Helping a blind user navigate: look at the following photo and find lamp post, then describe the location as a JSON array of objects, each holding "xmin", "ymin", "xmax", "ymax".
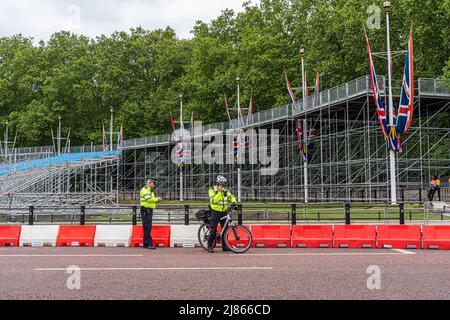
[
  {"xmin": 180, "ymin": 93, "xmax": 184, "ymax": 202},
  {"xmin": 384, "ymin": 1, "xmax": 397, "ymax": 204},
  {"xmin": 236, "ymin": 75, "xmax": 242, "ymax": 203},
  {"xmin": 300, "ymin": 45, "xmax": 309, "ymax": 204}
]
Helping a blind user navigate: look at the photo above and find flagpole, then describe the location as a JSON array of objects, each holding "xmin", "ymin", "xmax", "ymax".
[
  {"xmin": 58, "ymin": 115, "xmax": 62, "ymax": 156},
  {"xmin": 110, "ymin": 107, "xmax": 114, "ymax": 152},
  {"xmin": 384, "ymin": 1, "xmax": 397, "ymax": 204},
  {"xmin": 4, "ymin": 120, "xmax": 8, "ymax": 162},
  {"xmin": 236, "ymin": 75, "xmax": 242, "ymax": 203},
  {"xmin": 180, "ymin": 93, "xmax": 184, "ymax": 202},
  {"xmin": 301, "ymin": 45, "xmax": 309, "ymax": 204}
]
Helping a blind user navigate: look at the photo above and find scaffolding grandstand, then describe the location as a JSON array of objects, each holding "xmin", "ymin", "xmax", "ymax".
[
  {"xmin": 1, "ymin": 75, "xmax": 449, "ymax": 208},
  {"xmin": 120, "ymin": 76, "xmax": 450, "ymax": 203}
]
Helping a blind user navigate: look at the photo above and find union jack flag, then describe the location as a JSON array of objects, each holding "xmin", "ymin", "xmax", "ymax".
[
  {"xmin": 285, "ymin": 72, "xmax": 298, "ymax": 114},
  {"xmin": 396, "ymin": 31, "xmax": 414, "ymax": 135},
  {"xmin": 314, "ymin": 72, "xmax": 320, "ymax": 108},
  {"xmin": 190, "ymin": 112, "xmax": 195, "ymax": 137},
  {"xmin": 224, "ymin": 94, "xmax": 234, "ymax": 129},
  {"xmin": 170, "ymin": 112, "xmax": 177, "ymax": 135},
  {"xmin": 295, "ymin": 119, "xmax": 307, "ymax": 161},
  {"xmin": 176, "ymin": 142, "xmax": 184, "ymax": 158},
  {"xmin": 246, "ymin": 96, "xmax": 253, "ymax": 126},
  {"xmin": 102, "ymin": 122, "xmax": 108, "ymax": 152},
  {"xmin": 117, "ymin": 125, "xmax": 124, "ymax": 150},
  {"xmin": 365, "ymin": 31, "xmax": 389, "ymax": 139}
]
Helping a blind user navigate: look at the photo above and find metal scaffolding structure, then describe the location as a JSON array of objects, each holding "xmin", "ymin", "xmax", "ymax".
[
  {"xmin": 0, "ymin": 150, "xmax": 121, "ymax": 208},
  {"xmin": 120, "ymin": 76, "xmax": 450, "ymax": 203},
  {"xmin": 0, "ymin": 75, "xmax": 448, "ymax": 208}
]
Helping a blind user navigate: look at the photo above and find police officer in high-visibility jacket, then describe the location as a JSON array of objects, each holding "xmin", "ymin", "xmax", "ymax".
[
  {"xmin": 140, "ymin": 177, "xmax": 162, "ymax": 249},
  {"xmin": 207, "ymin": 176, "xmax": 238, "ymax": 253},
  {"xmin": 436, "ymin": 177, "xmax": 442, "ymax": 201}
]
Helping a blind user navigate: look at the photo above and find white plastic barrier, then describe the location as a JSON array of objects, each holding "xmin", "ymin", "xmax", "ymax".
[
  {"xmin": 20, "ymin": 225, "xmax": 60, "ymax": 247},
  {"xmin": 170, "ymin": 225, "xmax": 201, "ymax": 248},
  {"xmin": 94, "ymin": 225, "xmax": 132, "ymax": 247}
]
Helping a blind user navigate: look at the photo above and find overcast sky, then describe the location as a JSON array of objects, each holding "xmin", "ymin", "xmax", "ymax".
[{"xmin": 0, "ymin": 0, "xmax": 253, "ymax": 43}]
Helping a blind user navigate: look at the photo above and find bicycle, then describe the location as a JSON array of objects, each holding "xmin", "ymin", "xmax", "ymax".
[{"xmin": 196, "ymin": 206, "xmax": 253, "ymax": 254}]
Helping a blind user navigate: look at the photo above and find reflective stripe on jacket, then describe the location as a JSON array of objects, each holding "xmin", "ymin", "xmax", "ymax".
[
  {"xmin": 209, "ymin": 186, "xmax": 237, "ymax": 213},
  {"xmin": 140, "ymin": 186, "xmax": 159, "ymax": 209}
]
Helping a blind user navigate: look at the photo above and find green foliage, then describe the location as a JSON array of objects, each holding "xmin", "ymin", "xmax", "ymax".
[{"xmin": 0, "ymin": 0, "xmax": 449, "ymax": 147}]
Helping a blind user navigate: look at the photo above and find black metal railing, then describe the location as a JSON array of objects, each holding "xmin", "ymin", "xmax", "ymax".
[{"xmin": 0, "ymin": 202, "xmax": 448, "ymax": 226}]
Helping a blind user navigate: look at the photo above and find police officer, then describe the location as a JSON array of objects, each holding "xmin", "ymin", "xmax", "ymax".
[
  {"xmin": 429, "ymin": 176, "xmax": 438, "ymax": 202},
  {"xmin": 140, "ymin": 177, "xmax": 162, "ymax": 250},
  {"xmin": 436, "ymin": 176, "xmax": 442, "ymax": 201},
  {"xmin": 207, "ymin": 176, "xmax": 238, "ymax": 253}
]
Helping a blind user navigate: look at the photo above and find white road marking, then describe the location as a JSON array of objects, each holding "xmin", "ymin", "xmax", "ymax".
[
  {"xmin": 230, "ymin": 251, "xmax": 415, "ymax": 257},
  {"xmin": 35, "ymin": 266, "xmax": 273, "ymax": 271},
  {"xmin": 392, "ymin": 249, "xmax": 416, "ymax": 255},
  {"xmin": 0, "ymin": 254, "xmax": 144, "ymax": 257}
]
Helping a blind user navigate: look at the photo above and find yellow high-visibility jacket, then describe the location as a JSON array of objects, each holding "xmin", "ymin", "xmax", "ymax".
[
  {"xmin": 209, "ymin": 186, "xmax": 237, "ymax": 213},
  {"xmin": 140, "ymin": 186, "xmax": 159, "ymax": 209},
  {"xmin": 431, "ymin": 180, "xmax": 437, "ymax": 188}
]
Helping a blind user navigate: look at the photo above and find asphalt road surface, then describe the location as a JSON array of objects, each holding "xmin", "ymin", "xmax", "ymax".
[{"xmin": 0, "ymin": 247, "xmax": 449, "ymax": 300}]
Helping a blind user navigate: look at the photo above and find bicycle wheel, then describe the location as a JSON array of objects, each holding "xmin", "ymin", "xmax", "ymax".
[
  {"xmin": 223, "ymin": 225, "xmax": 252, "ymax": 254},
  {"xmin": 198, "ymin": 223, "xmax": 211, "ymax": 251}
]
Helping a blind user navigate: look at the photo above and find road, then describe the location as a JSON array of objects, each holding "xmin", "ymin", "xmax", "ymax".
[{"xmin": 0, "ymin": 247, "xmax": 449, "ymax": 300}]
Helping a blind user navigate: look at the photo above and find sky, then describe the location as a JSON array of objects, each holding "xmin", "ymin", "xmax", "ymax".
[{"xmin": 0, "ymin": 0, "xmax": 253, "ymax": 43}]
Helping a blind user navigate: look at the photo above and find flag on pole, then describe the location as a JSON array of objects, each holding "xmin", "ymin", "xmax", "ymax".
[
  {"xmin": 365, "ymin": 31, "xmax": 389, "ymax": 139},
  {"xmin": 304, "ymin": 72, "xmax": 309, "ymax": 110},
  {"xmin": 314, "ymin": 72, "xmax": 320, "ymax": 108},
  {"xmin": 295, "ymin": 119, "xmax": 307, "ymax": 161},
  {"xmin": 102, "ymin": 122, "xmax": 107, "ymax": 152},
  {"xmin": 190, "ymin": 111, "xmax": 195, "ymax": 137},
  {"xmin": 176, "ymin": 141, "xmax": 184, "ymax": 159},
  {"xmin": 170, "ymin": 112, "xmax": 177, "ymax": 137},
  {"xmin": 224, "ymin": 94, "xmax": 234, "ymax": 129},
  {"xmin": 117, "ymin": 125, "xmax": 124, "ymax": 149},
  {"xmin": 296, "ymin": 119, "xmax": 302, "ymax": 153},
  {"xmin": 246, "ymin": 96, "xmax": 253, "ymax": 126},
  {"xmin": 396, "ymin": 31, "xmax": 414, "ymax": 135},
  {"xmin": 244, "ymin": 97, "xmax": 253, "ymax": 148},
  {"xmin": 233, "ymin": 136, "xmax": 239, "ymax": 165},
  {"xmin": 170, "ymin": 111, "xmax": 184, "ymax": 161},
  {"xmin": 237, "ymin": 94, "xmax": 245, "ymax": 128},
  {"xmin": 285, "ymin": 72, "xmax": 297, "ymax": 114}
]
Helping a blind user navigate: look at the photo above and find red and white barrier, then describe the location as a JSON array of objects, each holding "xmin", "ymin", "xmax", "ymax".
[
  {"xmin": 3, "ymin": 223, "xmax": 450, "ymax": 250},
  {"xmin": 170, "ymin": 225, "xmax": 200, "ymax": 248},
  {"xmin": 130, "ymin": 226, "xmax": 171, "ymax": 247},
  {"xmin": 19, "ymin": 225, "xmax": 60, "ymax": 247},
  {"xmin": 94, "ymin": 225, "xmax": 133, "ymax": 247},
  {"xmin": 0, "ymin": 226, "xmax": 21, "ymax": 247},
  {"xmin": 57, "ymin": 226, "xmax": 97, "ymax": 247},
  {"xmin": 251, "ymin": 225, "xmax": 291, "ymax": 248}
]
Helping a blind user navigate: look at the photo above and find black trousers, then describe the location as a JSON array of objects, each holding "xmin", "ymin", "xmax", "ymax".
[
  {"xmin": 428, "ymin": 188, "xmax": 437, "ymax": 202},
  {"xmin": 207, "ymin": 210, "xmax": 229, "ymax": 250},
  {"xmin": 141, "ymin": 207, "xmax": 153, "ymax": 247}
]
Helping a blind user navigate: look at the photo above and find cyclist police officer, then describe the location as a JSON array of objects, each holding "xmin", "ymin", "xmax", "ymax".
[
  {"xmin": 207, "ymin": 176, "xmax": 238, "ymax": 253},
  {"xmin": 140, "ymin": 177, "xmax": 162, "ymax": 249}
]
